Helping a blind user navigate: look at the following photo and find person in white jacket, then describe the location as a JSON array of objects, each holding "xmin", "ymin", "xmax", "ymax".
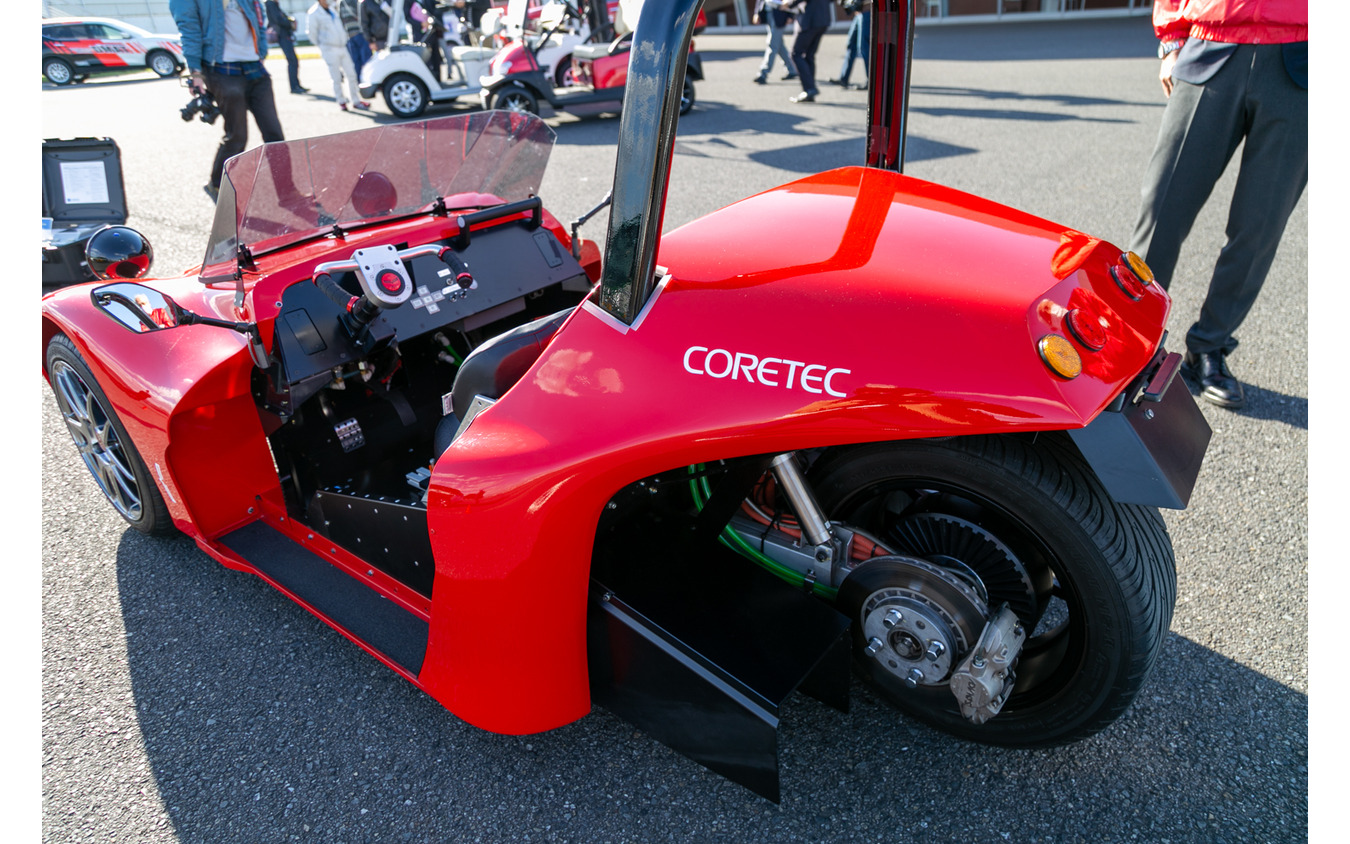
[{"xmin": 308, "ymin": 0, "xmax": 369, "ymax": 110}]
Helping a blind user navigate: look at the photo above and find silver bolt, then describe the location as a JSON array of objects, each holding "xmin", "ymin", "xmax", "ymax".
[
  {"xmin": 925, "ymin": 640, "xmax": 946, "ymax": 661},
  {"xmin": 903, "ymin": 668, "xmax": 925, "ymax": 689},
  {"xmin": 972, "ymin": 655, "xmax": 986, "ymax": 669},
  {"xmin": 882, "ymin": 608, "xmax": 903, "ymax": 629},
  {"xmin": 865, "ymin": 637, "xmax": 885, "ymax": 656}
]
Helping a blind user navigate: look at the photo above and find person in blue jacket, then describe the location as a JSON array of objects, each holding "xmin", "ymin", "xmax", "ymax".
[{"xmin": 169, "ymin": 0, "xmax": 286, "ymax": 202}]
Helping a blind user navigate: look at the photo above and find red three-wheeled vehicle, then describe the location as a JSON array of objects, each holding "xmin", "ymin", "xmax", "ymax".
[{"xmin": 41, "ymin": 0, "xmax": 1209, "ymax": 801}]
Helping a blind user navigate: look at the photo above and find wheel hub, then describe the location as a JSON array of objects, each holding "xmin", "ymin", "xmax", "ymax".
[
  {"xmin": 51, "ymin": 360, "xmax": 143, "ymax": 521},
  {"xmin": 858, "ymin": 557, "xmax": 987, "ymax": 688}
]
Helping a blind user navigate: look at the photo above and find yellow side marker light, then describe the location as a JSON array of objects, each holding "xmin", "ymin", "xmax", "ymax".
[
  {"xmin": 1124, "ymin": 251, "xmax": 1155, "ymax": 285},
  {"xmin": 1038, "ymin": 334, "xmax": 1082, "ymax": 379}
]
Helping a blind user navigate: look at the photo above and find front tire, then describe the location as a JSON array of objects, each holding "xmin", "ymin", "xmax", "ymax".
[
  {"xmin": 679, "ymin": 78, "xmax": 696, "ymax": 115},
  {"xmin": 44, "ymin": 57, "xmax": 74, "ymax": 86},
  {"xmin": 383, "ymin": 72, "xmax": 429, "ymax": 118},
  {"xmin": 492, "ymin": 84, "xmax": 538, "ymax": 115},
  {"xmin": 811, "ymin": 434, "xmax": 1175, "ymax": 747},
  {"xmin": 147, "ymin": 50, "xmax": 180, "ymax": 78},
  {"xmin": 46, "ymin": 334, "xmax": 173, "ymax": 535}
]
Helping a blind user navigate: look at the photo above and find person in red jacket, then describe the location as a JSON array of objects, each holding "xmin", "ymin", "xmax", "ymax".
[{"xmin": 1128, "ymin": 0, "xmax": 1307, "ymax": 409}]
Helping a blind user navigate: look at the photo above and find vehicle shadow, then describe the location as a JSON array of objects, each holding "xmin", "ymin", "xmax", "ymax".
[
  {"xmin": 912, "ymin": 84, "xmax": 1158, "ymax": 112},
  {"xmin": 108, "ymin": 530, "xmax": 1307, "ymax": 842},
  {"xmin": 912, "ymin": 15, "xmax": 1158, "ymax": 62},
  {"xmin": 697, "ymin": 47, "xmax": 763, "ymax": 64},
  {"xmin": 42, "ymin": 73, "xmax": 180, "ymax": 90},
  {"xmin": 745, "ymin": 134, "xmax": 974, "ymax": 173}
]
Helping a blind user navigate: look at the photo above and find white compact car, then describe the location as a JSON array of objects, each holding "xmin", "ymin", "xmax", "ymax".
[{"xmin": 42, "ymin": 17, "xmax": 184, "ymax": 86}]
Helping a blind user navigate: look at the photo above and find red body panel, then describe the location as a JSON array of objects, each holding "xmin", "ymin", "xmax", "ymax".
[
  {"xmin": 579, "ymin": 50, "xmax": 628, "ymax": 90},
  {"xmin": 419, "ymin": 166, "xmax": 1169, "ymax": 733}
]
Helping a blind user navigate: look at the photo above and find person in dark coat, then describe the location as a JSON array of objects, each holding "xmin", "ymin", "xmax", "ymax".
[
  {"xmin": 360, "ymin": 0, "xmax": 391, "ymax": 50},
  {"xmin": 787, "ymin": 0, "xmax": 831, "ymax": 103},
  {"xmin": 1128, "ymin": 0, "xmax": 1307, "ymax": 409},
  {"xmin": 264, "ymin": 0, "xmax": 306, "ymax": 93}
]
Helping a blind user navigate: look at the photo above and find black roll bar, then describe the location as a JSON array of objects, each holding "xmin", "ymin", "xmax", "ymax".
[
  {"xmin": 866, "ymin": 0, "xmax": 916, "ymax": 172},
  {"xmin": 595, "ymin": 0, "xmax": 704, "ymax": 326}
]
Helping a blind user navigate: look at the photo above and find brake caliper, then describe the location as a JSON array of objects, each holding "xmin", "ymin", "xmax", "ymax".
[{"xmin": 948, "ymin": 605, "xmax": 1026, "ymax": 724}]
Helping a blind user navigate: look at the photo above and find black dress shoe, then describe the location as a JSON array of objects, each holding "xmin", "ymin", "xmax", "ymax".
[
  {"xmin": 1184, "ymin": 350, "xmax": 1246, "ymax": 408},
  {"xmin": 782, "ymin": 73, "xmax": 798, "ymax": 81},
  {"xmin": 752, "ymin": 74, "xmax": 767, "ymax": 84},
  {"xmin": 828, "ymin": 78, "xmax": 848, "ymax": 86}
]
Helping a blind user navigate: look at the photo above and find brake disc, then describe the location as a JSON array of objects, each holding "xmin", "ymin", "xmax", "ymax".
[{"xmin": 857, "ymin": 556, "xmax": 989, "ymax": 689}]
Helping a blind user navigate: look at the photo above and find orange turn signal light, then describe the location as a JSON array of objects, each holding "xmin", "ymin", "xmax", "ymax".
[
  {"xmin": 1124, "ymin": 251, "xmax": 1155, "ymax": 285},
  {"xmin": 1038, "ymin": 334, "xmax": 1082, "ymax": 379}
]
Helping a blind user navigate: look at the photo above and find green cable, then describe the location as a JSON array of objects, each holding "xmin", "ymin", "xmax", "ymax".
[{"xmin": 686, "ymin": 465, "xmax": 838, "ymax": 600}]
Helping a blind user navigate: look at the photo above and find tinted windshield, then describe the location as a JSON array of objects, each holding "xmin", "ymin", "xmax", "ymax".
[{"xmin": 200, "ymin": 111, "xmax": 556, "ymax": 283}]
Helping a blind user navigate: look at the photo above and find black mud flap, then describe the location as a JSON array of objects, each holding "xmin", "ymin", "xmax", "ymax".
[
  {"xmin": 1069, "ymin": 348, "xmax": 1212, "ymax": 509},
  {"xmin": 587, "ymin": 543, "xmax": 851, "ymax": 803}
]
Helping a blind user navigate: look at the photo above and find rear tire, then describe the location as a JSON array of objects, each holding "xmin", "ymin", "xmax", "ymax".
[
  {"xmin": 810, "ymin": 434, "xmax": 1175, "ymax": 747},
  {"xmin": 553, "ymin": 55, "xmax": 575, "ymax": 87},
  {"xmin": 44, "ymin": 57, "xmax": 74, "ymax": 85},
  {"xmin": 46, "ymin": 334, "xmax": 174, "ymax": 536},
  {"xmin": 383, "ymin": 72, "xmax": 429, "ymax": 118}
]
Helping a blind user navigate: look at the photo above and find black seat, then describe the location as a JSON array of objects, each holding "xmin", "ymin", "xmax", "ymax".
[{"xmin": 434, "ymin": 308, "xmax": 572, "ymax": 456}]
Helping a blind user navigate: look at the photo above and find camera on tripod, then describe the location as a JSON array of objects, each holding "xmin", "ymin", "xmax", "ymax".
[{"xmin": 180, "ymin": 89, "xmax": 220, "ymax": 125}]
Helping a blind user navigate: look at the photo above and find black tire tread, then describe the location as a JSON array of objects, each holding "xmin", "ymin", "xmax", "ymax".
[{"xmin": 811, "ymin": 433, "xmax": 1176, "ymax": 746}]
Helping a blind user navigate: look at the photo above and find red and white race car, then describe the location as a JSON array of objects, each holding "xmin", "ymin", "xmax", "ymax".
[{"xmin": 42, "ymin": 16, "xmax": 184, "ymax": 86}]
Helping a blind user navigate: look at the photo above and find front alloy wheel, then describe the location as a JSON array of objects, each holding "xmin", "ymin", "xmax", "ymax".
[
  {"xmin": 46, "ymin": 334, "xmax": 172, "ymax": 535},
  {"xmin": 383, "ymin": 73, "xmax": 429, "ymax": 119},
  {"xmin": 493, "ymin": 85, "xmax": 538, "ymax": 115}
]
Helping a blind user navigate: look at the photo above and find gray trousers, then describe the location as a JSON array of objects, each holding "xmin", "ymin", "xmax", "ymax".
[
  {"xmin": 759, "ymin": 21, "xmax": 793, "ymax": 76},
  {"xmin": 1128, "ymin": 43, "xmax": 1307, "ymax": 357}
]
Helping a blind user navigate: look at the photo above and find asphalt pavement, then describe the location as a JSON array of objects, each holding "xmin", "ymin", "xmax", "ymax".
[{"xmin": 39, "ymin": 15, "xmax": 1311, "ymax": 843}]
